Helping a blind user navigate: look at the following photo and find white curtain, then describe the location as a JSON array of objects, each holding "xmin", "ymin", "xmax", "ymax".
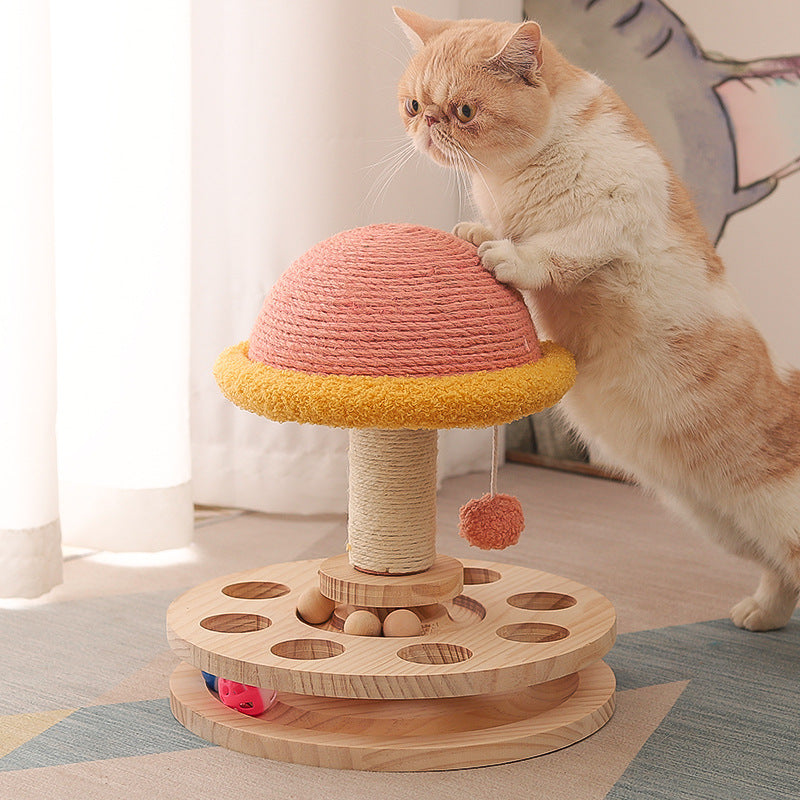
[
  {"xmin": 51, "ymin": 1, "xmax": 193, "ymax": 554},
  {"xmin": 191, "ymin": 0, "xmax": 523, "ymax": 515},
  {"xmin": 0, "ymin": 2, "xmax": 61, "ymax": 598},
  {"xmin": 0, "ymin": 0, "xmax": 521, "ymax": 599},
  {"xmin": 0, "ymin": 0, "xmax": 192, "ymax": 599}
]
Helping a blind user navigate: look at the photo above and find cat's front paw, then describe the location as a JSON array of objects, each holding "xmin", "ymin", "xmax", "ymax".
[
  {"xmin": 478, "ymin": 239, "xmax": 525, "ymax": 286},
  {"xmin": 453, "ymin": 222, "xmax": 494, "ymax": 248}
]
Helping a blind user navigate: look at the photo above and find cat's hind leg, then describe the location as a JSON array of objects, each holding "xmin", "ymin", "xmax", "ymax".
[
  {"xmin": 727, "ymin": 485, "xmax": 800, "ymax": 631},
  {"xmin": 663, "ymin": 491, "xmax": 799, "ymax": 631}
]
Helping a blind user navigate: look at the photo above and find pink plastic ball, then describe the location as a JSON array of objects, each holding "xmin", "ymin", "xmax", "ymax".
[{"xmin": 217, "ymin": 678, "xmax": 277, "ymax": 716}]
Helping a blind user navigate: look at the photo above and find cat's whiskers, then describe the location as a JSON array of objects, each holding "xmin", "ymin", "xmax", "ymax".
[
  {"xmin": 507, "ymin": 124, "xmax": 543, "ymax": 146},
  {"xmin": 366, "ymin": 139, "xmax": 417, "ymax": 175},
  {"xmin": 361, "ymin": 138, "xmax": 418, "ymax": 213},
  {"xmin": 444, "ymin": 136, "xmax": 504, "ymax": 227},
  {"xmin": 449, "ymin": 147, "xmax": 472, "ymax": 218},
  {"xmin": 427, "ymin": 128, "xmax": 472, "ymax": 214}
]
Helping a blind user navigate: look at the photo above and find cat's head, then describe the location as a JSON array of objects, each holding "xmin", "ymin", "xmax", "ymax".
[{"xmin": 395, "ymin": 8, "xmax": 554, "ymax": 174}]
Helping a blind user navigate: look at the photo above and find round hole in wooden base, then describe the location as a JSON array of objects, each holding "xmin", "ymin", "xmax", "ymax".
[
  {"xmin": 507, "ymin": 592, "xmax": 577, "ymax": 611},
  {"xmin": 222, "ymin": 581, "xmax": 290, "ymax": 600},
  {"xmin": 199, "ymin": 613, "xmax": 271, "ymax": 633},
  {"xmin": 271, "ymin": 638, "xmax": 345, "ymax": 660},
  {"xmin": 448, "ymin": 594, "xmax": 487, "ymax": 623},
  {"xmin": 396, "ymin": 643, "xmax": 473, "ymax": 665},
  {"xmin": 169, "ymin": 660, "xmax": 615, "ymax": 771},
  {"xmin": 496, "ymin": 622, "xmax": 570, "ymax": 644},
  {"xmin": 462, "ymin": 567, "xmax": 501, "ymax": 585}
]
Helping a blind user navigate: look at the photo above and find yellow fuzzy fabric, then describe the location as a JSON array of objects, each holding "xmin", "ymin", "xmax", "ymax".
[{"xmin": 214, "ymin": 340, "xmax": 575, "ymax": 430}]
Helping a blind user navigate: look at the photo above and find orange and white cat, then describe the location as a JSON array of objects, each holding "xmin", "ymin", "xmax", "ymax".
[{"xmin": 395, "ymin": 7, "xmax": 800, "ymax": 631}]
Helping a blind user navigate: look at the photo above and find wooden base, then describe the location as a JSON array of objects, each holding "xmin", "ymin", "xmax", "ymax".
[
  {"xmin": 166, "ymin": 556, "xmax": 617, "ymax": 770},
  {"xmin": 170, "ymin": 660, "xmax": 615, "ymax": 771}
]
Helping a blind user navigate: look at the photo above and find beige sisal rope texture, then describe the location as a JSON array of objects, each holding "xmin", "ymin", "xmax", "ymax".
[{"xmin": 347, "ymin": 428, "xmax": 438, "ymax": 575}]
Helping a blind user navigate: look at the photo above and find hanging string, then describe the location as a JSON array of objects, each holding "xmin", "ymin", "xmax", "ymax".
[{"xmin": 490, "ymin": 425, "xmax": 500, "ymax": 497}]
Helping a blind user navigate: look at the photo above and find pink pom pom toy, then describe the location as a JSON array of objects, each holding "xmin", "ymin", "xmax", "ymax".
[
  {"xmin": 458, "ymin": 425, "xmax": 526, "ymax": 550},
  {"xmin": 458, "ymin": 492, "xmax": 525, "ymax": 550}
]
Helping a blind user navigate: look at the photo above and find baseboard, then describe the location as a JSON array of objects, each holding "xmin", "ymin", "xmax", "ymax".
[{"xmin": 505, "ymin": 450, "xmax": 628, "ymax": 483}]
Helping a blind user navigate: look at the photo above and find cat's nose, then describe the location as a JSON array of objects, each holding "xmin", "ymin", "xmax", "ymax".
[{"xmin": 424, "ymin": 112, "xmax": 440, "ymax": 127}]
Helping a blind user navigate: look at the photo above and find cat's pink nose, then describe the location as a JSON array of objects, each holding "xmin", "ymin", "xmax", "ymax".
[{"xmin": 425, "ymin": 114, "xmax": 439, "ymax": 127}]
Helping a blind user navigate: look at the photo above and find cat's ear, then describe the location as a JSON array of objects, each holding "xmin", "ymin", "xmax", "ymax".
[
  {"xmin": 393, "ymin": 7, "xmax": 451, "ymax": 50},
  {"xmin": 488, "ymin": 21, "xmax": 544, "ymax": 83}
]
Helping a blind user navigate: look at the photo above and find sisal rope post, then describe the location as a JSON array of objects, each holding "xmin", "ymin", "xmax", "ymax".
[{"xmin": 347, "ymin": 428, "xmax": 438, "ymax": 575}]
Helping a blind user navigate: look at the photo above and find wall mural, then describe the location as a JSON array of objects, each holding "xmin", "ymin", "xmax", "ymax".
[{"xmin": 526, "ymin": 0, "xmax": 800, "ymax": 244}]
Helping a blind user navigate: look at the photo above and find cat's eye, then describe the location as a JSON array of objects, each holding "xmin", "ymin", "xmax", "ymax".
[
  {"xmin": 404, "ymin": 98, "xmax": 421, "ymax": 116},
  {"xmin": 455, "ymin": 103, "xmax": 476, "ymax": 123}
]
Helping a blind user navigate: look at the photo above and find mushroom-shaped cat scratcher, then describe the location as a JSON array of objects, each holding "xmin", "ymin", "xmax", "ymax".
[
  {"xmin": 213, "ymin": 224, "xmax": 575, "ymax": 574},
  {"xmin": 167, "ymin": 224, "xmax": 616, "ymax": 772}
]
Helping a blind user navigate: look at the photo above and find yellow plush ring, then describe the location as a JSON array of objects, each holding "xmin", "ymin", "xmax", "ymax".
[{"xmin": 214, "ymin": 339, "xmax": 575, "ymax": 430}]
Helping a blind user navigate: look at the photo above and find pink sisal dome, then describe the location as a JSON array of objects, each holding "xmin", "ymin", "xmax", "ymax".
[
  {"xmin": 214, "ymin": 223, "xmax": 576, "ymax": 429},
  {"xmin": 247, "ymin": 224, "xmax": 541, "ymax": 377}
]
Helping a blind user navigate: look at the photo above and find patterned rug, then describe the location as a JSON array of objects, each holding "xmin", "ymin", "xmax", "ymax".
[{"xmin": 2, "ymin": 467, "xmax": 797, "ymax": 799}]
